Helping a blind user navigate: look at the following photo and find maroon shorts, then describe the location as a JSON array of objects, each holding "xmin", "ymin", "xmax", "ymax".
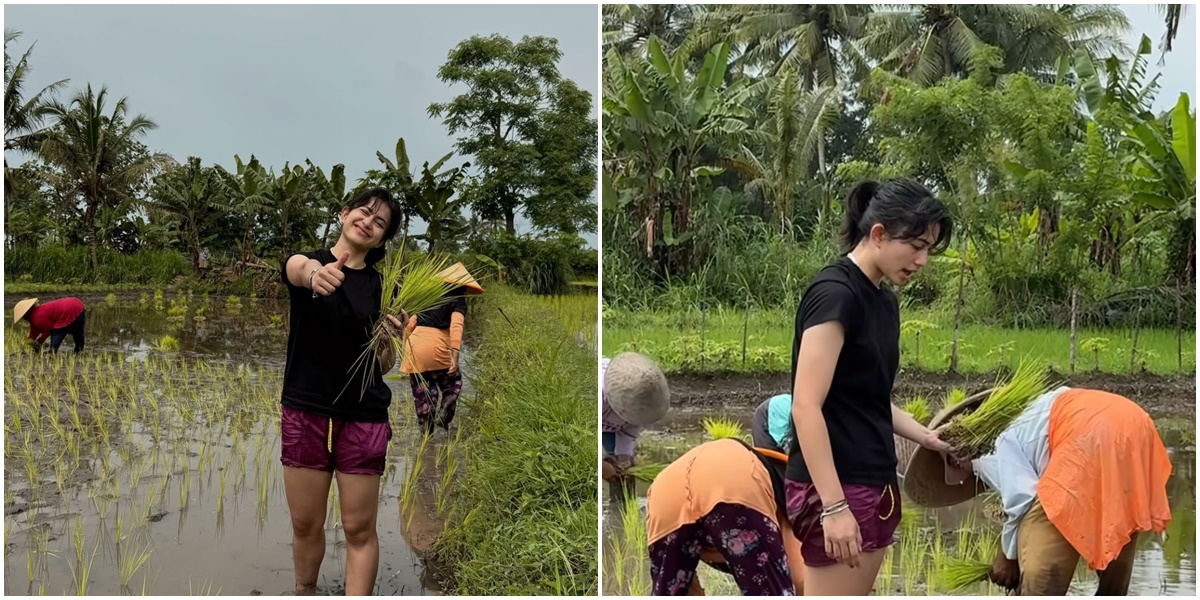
[
  {"xmin": 785, "ymin": 479, "xmax": 901, "ymax": 567},
  {"xmin": 280, "ymin": 405, "xmax": 392, "ymax": 476}
]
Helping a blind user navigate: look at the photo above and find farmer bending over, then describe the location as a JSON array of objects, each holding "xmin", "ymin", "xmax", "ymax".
[
  {"xmin": 14, "ymin": 297, "xmax": 87, "ymax": 353},
  {"xmin": 601, "ymin": 352, "xmax": 669, "ymax": 501},
  {"xmin": 904, "ymin": 386, "xmax": 1173, "ymax": 595},
  {"xmin": 645, "ymin": 430, "xmax": 805, "ymax": 595},
  {"xmin": 751, "ymin": 393, "xmax": 793, "ymax": 454}
]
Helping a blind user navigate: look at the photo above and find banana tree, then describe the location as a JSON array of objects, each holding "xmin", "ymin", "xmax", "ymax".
[
  {"xmin": 411, "ymin": 156, "xmax": 471, "ymax": 253},
  {"xmin": 603, "ymin": 37, "xmax": 753, "ymax": 275},
  {"xmin": 216, "ymin": 154, "xmax": 268, "ymax": 269},
  {"xmin": 305, "ymin": 159, "xmax": 356, "ymax": 246}
]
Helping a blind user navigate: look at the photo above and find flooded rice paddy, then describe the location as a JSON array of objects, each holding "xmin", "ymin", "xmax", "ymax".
[
  {"xmin": 4, "ymin": 291, "xmax": 457, "ymax": 595},
  {"xmin": 603, "ymin": 372, "xmax": 1196, "ymax": 596}
]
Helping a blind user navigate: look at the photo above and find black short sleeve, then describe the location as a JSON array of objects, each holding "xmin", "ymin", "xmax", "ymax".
[{"xmin": 798, "ymin": 280, "xmax": 860, "ymax": 338}]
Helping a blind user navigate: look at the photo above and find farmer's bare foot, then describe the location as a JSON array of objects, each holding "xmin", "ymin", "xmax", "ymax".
[{"xmin": 295, "ymin": 583, "xmax": 317, "ymax": 596}]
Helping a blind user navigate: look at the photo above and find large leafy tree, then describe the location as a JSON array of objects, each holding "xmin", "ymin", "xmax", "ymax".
[
  {"xmin": 428, "ymin": 34, "xmax": 597, "ymax": 236},
  {"xmin": 39, "ymin": 84, "xmax": 173, "ymax": 274}
]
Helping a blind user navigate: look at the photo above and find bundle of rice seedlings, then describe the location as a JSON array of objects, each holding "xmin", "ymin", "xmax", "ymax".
[
  {"xmin": 903, "ymin": 396, "xmax": 931, "ymax": 426},
  {"xmin": 701, "ymin": 416, "xmax": 744, "ymax": 440},
  {"xmin": 339, "ymin": 244, "xmax": 457, "ymax": 402},
  {"xmin": 626, "ymin": 463, "xmax": 666, "ymax": 483},
  {"xmin": 939, "ymin": 359, "xmax": 1052, "ymax": 458},
  {"xmin": 937, "ymin": 558, "xmax": 992, "ymax": 591},
  {"xmin": 944, "ymin": 387, "xmax": 968, "ymax": 407}
]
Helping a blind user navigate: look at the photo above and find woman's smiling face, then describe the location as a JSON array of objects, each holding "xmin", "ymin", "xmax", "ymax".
[{"xmin": 341, "ymin": 198, "xmax": 393, "ymax": 248}]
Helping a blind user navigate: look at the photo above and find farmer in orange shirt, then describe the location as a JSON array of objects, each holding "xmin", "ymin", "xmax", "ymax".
[
  {"xmin": 904, "ymin": 386, "xmax": 1172, "ymax": 595},
  {"xmin": 14, "ymin": 297, "xmax": 87, "ymax": 353},
  {"xmin": 644, "ymin": 431, "xmax": 805, "ymax": 595}
]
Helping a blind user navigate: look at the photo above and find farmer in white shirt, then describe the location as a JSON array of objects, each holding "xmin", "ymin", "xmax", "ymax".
[{"xmin": 904, "ymin": 387, "xmax": 1173, "ymax": 595}]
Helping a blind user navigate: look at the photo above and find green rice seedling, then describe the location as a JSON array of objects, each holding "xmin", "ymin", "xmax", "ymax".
[
  {"xmin": 625, "ymin": 463, "xmax": 666, "ymax": 483},
  {"xmin": 941, "ymin": 359, "xmax": 1053, "ymax": 458},
  {"xmin": 938, "ymin": 558, "xmax": 992, "ymax": 591},
  {"xmin": 903, "ymin": 396, "xmax": 932, "ymax": 426},
  {"xmin": 116, "ymin": 532, "xmax": 152, "ymax": 591},
  {"xmin": 106, "ymin": 292, "xmax": 117, "ymax": 308},
  {"xmin": 140, "ymin": 292, "xmax": 149, "ymax": 306},
  {"xmin": 621, "ymin": 492, "xmax": 650, "ymax": 596},
  {"xmin": 156, "ymin": 335, "xmax": 179, "ymax": 352},
  {"xmin": 944, "ymin": 387, "xmax": 968, "ymax": 408},
  {"xmin": 701, "ymin": 416, "xmax": 745, "ymax": 440},
  {"xmin": 344, "ymin": 248, "xmax": 455, "ymax": 403}
]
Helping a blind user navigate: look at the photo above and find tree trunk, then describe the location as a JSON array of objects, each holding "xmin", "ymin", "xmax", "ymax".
[
  {"xmin": 505, "ymin": 209, "xmax": 515, "ymax": 235},
  {"xmin": 1069, "ymin": 287, "xmax": 1078, "ymax": 374},
  {"xmin": 85, "ymin": 200, "xmax": 99, "ymax": 278}
]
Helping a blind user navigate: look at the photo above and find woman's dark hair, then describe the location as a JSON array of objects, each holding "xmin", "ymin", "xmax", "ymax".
[
  {"xmin": 840, "ymin": 178, "xmax": 953, "ymax": 254},
  {"xmin": 343, "ymin": 187, "xmax": 403, "ymax": 266}
]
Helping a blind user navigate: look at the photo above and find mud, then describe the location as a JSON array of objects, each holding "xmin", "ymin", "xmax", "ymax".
[{"xmin": 661, "ymin": 370, "xmax": 1196, "ymax": 422}]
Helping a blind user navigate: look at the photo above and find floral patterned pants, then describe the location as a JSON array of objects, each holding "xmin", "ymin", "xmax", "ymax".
[
  {"xmin": 649, "ymin": 502, "xmax": 794, "ymax": 596},
  {"xmin": 409, "ymin": 369, "xmax": 462, "ymax": 433}
]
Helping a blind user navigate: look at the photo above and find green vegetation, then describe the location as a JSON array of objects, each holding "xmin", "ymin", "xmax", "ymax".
[
  {"xmin": 603, "ymin": 306, "xmax": 1195, "ymax": 375},
  {"xmin": 602, "ymin": 5, "xmax": 1195, "ymax": 374},
  {"xmin": 433, "ymin": 286, "xmax": 597, "ymax": 594},
  {"xmin": 5, "ymin": 31, "xmax": 597, "ymax": 294}
]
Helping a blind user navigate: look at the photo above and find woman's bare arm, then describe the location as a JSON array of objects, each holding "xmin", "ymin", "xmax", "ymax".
[
  {"xmin": 791, "ymin": 321, "xmax": 846, "ymax": 506},
  {"xmin": 284, "ymin": 254, "xmax": 323, "ymax": 289}
]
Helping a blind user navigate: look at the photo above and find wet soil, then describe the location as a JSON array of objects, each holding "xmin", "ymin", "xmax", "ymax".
[{"xmin": 662, "ymin": 370, "xmax": 1196, "ymax": 421}]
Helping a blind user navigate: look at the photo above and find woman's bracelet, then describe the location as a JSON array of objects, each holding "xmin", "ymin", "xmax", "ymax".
[
  {"xmin": 819, "ymin": 501, "xmax": 850, "ymax": 523},
  {"xmin": 307, "ymin": 267, "xmax": 321, "ymax": 298}
]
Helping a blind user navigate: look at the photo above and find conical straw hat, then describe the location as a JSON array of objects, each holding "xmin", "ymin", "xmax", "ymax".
[
  {"xmin": 604, "ymin": 352, "xmax": 669, "ymax": 426},
  {"xmin": 437, "ymin": 262, "xmax": 483, "ymax": 295},
  {"xmin": 902, "ymin": 389, "xmax": 993, "ymax": 508},
  {"xmin": 13, "ymin": 298, "xmax": 38, "ymax": 325}
]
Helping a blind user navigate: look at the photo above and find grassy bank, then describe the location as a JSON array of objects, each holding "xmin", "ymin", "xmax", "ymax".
[
  {"xmin": 433, "ymin": 286, "xmax": 598, "ymax": 594},
  {"xmin": 602, "ymin": 307, "xmax": 1195, "ymax": 375}
]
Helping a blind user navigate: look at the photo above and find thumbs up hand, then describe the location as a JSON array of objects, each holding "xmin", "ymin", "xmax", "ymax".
[{"xmin": 311, "ymin": 252, "xmax": 349, "ymax": 297}]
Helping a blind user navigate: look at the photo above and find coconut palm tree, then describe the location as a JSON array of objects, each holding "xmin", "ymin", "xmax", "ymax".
[
  {"xmin": 712, "ymin": 4, "xmax": 870, "ymax": 87},
  {"xmin": 147, "ymin": 156, "xmax": 226, "ymax": 273},
  {"xmin": 4, "ymin": 29, "xmax": 69, "ymax": 212},
  {"xmin": 602, "ymin": 3, "xmax": 704, "ymax": 56},
  {"xmin": 861, "ymin": 4, "xmax": 1129, "ymax": 86},
  {"xmin": 39, "ymin": 84, "xmax": 172, "ymax": 274}
]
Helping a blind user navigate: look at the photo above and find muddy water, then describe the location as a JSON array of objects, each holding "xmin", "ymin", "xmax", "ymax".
[
  {"xmin": 4, "ymin": 292, "xmax": 463, "ymax": 595},
  {"xmin": 603, "ymin": 373, "xmax": 1196, "ymax": 596}
]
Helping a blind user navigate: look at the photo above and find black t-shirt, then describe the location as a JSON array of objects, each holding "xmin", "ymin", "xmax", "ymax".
[
  {"xmin": 786, "ymin": 256, "xmax": 900, "ymax": 486},
  {"xmin": 415, "ymin": 287, "xmax": 467, "ymax": 329},
  {"xmin": 279, "ymin": 249, "xmax": 392, "ymax": 422}
]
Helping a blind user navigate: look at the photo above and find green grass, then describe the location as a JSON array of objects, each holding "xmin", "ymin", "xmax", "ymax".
[
  {"xmin": 602, "ymin": 307, "xmax": 1195, "ymax": 375},
  {"xmin": 433, "ymin": 285, "xmax": 597, "ymax": 595}
]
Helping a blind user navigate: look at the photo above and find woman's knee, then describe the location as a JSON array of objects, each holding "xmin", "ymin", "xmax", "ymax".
[
  {"xmin": 290, "ymin": 512, "xmax": 326, "ymax": 537},
  {"xmin": 341, "ymin": 513, "xmax": 378, "ymax": 545}
]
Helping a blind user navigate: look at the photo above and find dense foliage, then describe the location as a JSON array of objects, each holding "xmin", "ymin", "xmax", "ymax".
[{"xmin": 602, "ymin": 4, "xmax": 1194, "ymax": 331}]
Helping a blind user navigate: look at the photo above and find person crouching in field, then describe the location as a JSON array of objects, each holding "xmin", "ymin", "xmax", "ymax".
[
  {"xmin": 601, "ymin": 352, "xmax": 669, "ymax": 501},
  {"xmin": 904, "ymin": 386, "xmax": 1173, "ymax": 595},
  {"xmin": 398, "ymin": 262, "xmax": 483, "ymax": 434},
  {"xmin": 14, "ymin": 297, "xmax": 87, "ymax": 353},
  {"xmin": 279, "ymin": 187, "xmax": 408, "ymax": 595},
  {"xmin": 645, "ymin": 429, "xmax": 805, "ymax": 595}
]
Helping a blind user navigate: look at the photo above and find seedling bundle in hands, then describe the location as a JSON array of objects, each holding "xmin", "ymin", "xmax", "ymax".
[
  {"xmin": 342, "ymin": 244, "xmax": 458, "ymax": 402},
  {"xmin": 938, "ymin": 359, "xmax": 1053, "ymax": 459}
]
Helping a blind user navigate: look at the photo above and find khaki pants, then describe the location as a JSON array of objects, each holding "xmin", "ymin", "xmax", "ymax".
[{"xmin": 1018, "ymin": 498, "xmax": 1139, "ymax": 595}]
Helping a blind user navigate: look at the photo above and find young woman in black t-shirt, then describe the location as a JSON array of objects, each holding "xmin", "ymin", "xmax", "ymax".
[
  {"xmin": 785, "ymin": 179, "xmax": 954, "ymax": 595},
  {"xmin": 279, "ymin": 187, "xmax": 406, "ymax": 595}
]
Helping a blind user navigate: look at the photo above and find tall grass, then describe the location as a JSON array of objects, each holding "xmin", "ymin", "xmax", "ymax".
[
  {"xmin": 4, "ymin": 246, "xmax": 190, "ymax": 284},
  {"xmin": 603, "ymin": 307, "xmax": 1195, "ymax": 375},
  {"xmin": 433, "ymin": 285, "xmax": 597, "ymax": 594}
]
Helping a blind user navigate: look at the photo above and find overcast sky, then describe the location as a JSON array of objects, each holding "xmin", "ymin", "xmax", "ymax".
[
  {"xmin": 3, "ymin": 4, "xmax": 600, "ymax": 246},
  {"xmin": 2, "ymin": 4, "xmax": 1195, "ymax": 251}
]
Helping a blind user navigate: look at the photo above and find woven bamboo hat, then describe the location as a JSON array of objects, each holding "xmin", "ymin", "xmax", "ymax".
[
  {"xmin": 902, "ymin": 389, "xmax": 993, "ymax": 508},
  {"xmin": 604, "ymin": 352, "xmax": 669, "ymax": 426},
  {"xmin": 13, "ymin": 298, "xmax": 38, "ymax": 325},
  {"xmin": 438, "ymin": 262, "xmax": 484, "ymax": 295}
]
